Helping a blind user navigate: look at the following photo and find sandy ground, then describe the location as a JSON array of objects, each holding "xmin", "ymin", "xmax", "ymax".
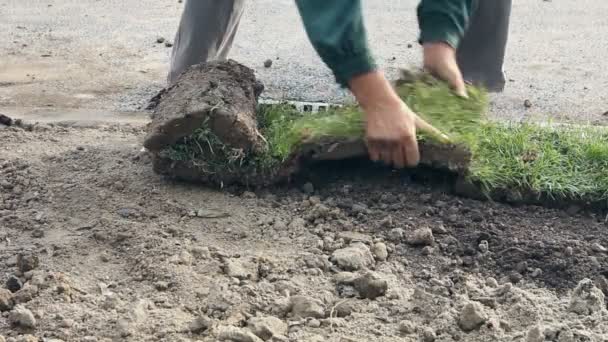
[{"xmin": 1, "ymin": 0, "xmax": 608, "ymax": 123}]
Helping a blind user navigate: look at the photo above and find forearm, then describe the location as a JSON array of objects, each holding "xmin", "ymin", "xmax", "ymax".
[
  {"xmin": 294, "ymin": 0, "xmax": 377, "ymax": 87},
  {"xmin": 417, "ymin": 0, "xmax": 478, "ymax": 48}
]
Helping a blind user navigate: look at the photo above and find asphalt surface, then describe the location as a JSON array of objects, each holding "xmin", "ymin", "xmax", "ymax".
[{"xmin": 1, "ymin": 0, "xmax": 607, "ymax": 123}]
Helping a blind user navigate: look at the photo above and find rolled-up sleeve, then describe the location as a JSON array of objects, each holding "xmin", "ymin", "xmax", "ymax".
[
  {"xmin": 295, "ymin": 0, "xmax": 377, "ymax": 87},
  {"xmin": 417, "ymin": 0, "xmax": 478, "ymax": 48}
]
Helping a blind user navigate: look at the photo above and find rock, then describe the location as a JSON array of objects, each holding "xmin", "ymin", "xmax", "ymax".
[
  {"xmin": 431, "ymin": 225, "xmax": 448, "ymax": 235},
  {"xmin": 9, "ymin": 305, "xmax": 37, "ymax": 328},
  {"xmin": 458, "ymin": 302, "xmax": 488, "ymax": 332},
  {"xmin": 568, "ymin": 278, "xmax": 605, "ymax": 315},
  {"xmin": 164, "ymin": 41, "xmax": 173, "ymax": 48},
  {"xmin": 6, "ymin": 276, "xmax": 23, "ymax": 293},
  {"xmin": 379, "ymin": 216, "xmax": 393, "ymax": 228},
  {"xmin": 407, "ymin": 228, "xmax": 434, "ymax": 246},
  {"xmin": 557, "ymin": 328, "xmax": 574, "ymax": 342},
  {"xmin": 524, "ymin": 99, "xmax": 533, "ymax": 108},
  {"xmin": 331, "ymin": 243, "xmax": 374, "ymax": 271},
  {"xmin": 478, "ymin": 240, "xmax": 489, "ymax": 253},
  {"xmin": 371, "ymin": 242, "xmax": 388, "ymax": 261},
  {"xmin": 289, "ymin": 296, "xmax": 325, "ymax": 319},
  {"xmin": 223, "ymin": 259, "xmax": 254, "ymax": 280},
  {"xmin": 353, "ymin": 272, "xmax": 388, "ymax": 300},
  {"xmin": 337, "ymin": 232, "xmax": 372, "ymax": 244},
  {"xmin": 156, "ymin": 36, "xmax": 165, "ymax": 43},
  {"xmin": 263, "ymin": 59, "xmax": 273, "ymax": 68},
  {"xmin": 421, "ymin": 246, "xmax": 433, "ymax": 256},
  {"xmin": 591, "ymin": 243, "xmax": 607, "ymax": 253},
  {"xmin": 12, "ymin": 284, "xmax": 38, "ymax": 304},
  {"xmin": 189, "ymin": 315, "xmax": 212, "ymax": 333},
  {"xmin": 218, "ymin": 326, "xmax": 263, "ymax": 342},
  {"xmin": 398, "ymin": 320, "xmax": 416, "ymax": 334},
  {"xmin": 388, "ymin": 228, "xmax": 405, "ymax": 242},
  {"xmin": 565, "ymin": 246, "xmax": 574, "ymax": 256},
  {"xmin": 421, "ymin": 328, "xmax": 436, "ymax": 342},
  {"xmin": 248, "ymin": 316, "xmax": 287, "ymax": 341},
  {"xmin": 16, "ymin": 254, "xmax": 39, "ymax": 273},
  {"xmin": 333, "ymin": 300, "xmax": 357, "ymax": 317},
  {"xmin": 191, "ymin": 246, "xmax": 211, "ymax": 258},
  {"xmin": 288, "ymin": 218, "xmax": 306, "ymax": 230},
  {"xmin": 307, "ymin": 319, "xmax": 321, "ymax": 328},
  {"xmin": 526, "ymin": 325, "xmax": 544, "ymax": 342},
  {"xmin": 301, "ymin": 182, "xmax": 314, "ymax": 194},
  {"xmin": 0, "ymin": 289, "xmax": 14, "ymax": 311},
  {"xmin": 178, "ymin": 250, "xmax": 193, "ymax": 265}
]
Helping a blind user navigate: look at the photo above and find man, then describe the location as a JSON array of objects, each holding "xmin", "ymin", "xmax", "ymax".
[{"xmin": 168, "ymin": 0, "xmax": 511, "ymax": 168}]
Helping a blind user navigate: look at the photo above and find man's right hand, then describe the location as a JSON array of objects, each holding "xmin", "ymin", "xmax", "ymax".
[{"xmin": 349, "ymin": 71, "xmax": 448, "ymax": 168}]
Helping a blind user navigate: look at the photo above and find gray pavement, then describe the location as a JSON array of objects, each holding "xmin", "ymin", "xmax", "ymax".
[{"xmin": 1, "ymin": 0, "xmax": 607, "ymax": 124}]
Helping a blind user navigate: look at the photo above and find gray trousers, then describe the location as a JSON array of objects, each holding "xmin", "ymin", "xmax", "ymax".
[{"xmin": 168, "ymin": 0, "xmax": 511, "ymax": 92}]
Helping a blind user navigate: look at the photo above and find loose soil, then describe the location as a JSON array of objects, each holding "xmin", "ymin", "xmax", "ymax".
[{"xmin": 1, "ymin": 121, "xmax": 607, "ymax": 342}]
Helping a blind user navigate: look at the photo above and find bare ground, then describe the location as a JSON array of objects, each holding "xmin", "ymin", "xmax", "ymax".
[{"xmin": 1, "ymin": 121, "xmax": 607, "ymax": 342}]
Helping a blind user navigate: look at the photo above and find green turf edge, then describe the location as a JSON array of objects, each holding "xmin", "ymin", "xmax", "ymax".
[{"xmin": 162, "ymin": 78, "xmax": 608, "ymax": 204}]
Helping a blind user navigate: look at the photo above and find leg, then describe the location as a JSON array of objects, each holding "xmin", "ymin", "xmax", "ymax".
[
  {"xmin": 456, "ymin": 0, "xmax": 512, "ymax": 92},
  {"xmin": 168, "ymin": 0, "xmax": 246, "ymax": 84}
]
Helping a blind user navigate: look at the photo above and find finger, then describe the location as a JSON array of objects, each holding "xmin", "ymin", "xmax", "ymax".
[
  {"xmin": 414, "ymin": 115, "xmax": 451, "ymax": 143},
  {"xmin": 391, "ymin": 145, "xmax": 406, "ymax": 169},
  {"xmin": 402, "ymin": 135, "xmax": 420, "ymax": 167}
]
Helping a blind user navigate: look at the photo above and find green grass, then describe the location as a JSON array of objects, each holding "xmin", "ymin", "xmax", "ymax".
[{"xmin": 163, "ymin": 74, "xmax": 608, "ymax": 203}]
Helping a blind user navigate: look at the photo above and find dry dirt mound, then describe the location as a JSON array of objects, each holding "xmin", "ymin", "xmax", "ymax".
[{"xmin": 1, "ymin": 122, "xmax": 607, "ymax": 341}]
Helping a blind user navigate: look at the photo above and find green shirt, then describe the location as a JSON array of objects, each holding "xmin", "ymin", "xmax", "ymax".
[{"xmin": 295, "ymin": 0, "xmax": 477, "ymax": 87}]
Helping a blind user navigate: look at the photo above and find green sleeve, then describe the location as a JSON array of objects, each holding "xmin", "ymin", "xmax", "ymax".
[
  {"xmin": 417, "ymin": 0, "xmax": 478, "ymax": 48},
  {"xmin": 294, "ymin": 0, "xmax": 377, "ymax": 87}
]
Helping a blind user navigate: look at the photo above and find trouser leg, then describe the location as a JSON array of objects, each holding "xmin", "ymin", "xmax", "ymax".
[
  {"xmin": 168, "ymin": 0, "xmax": 246, "ymax": 84},
  {"xmin": 457, "ymin": 0, "xmax": 512, "ymax": 92}
]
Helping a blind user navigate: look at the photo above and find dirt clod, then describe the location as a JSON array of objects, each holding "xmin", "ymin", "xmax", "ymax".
[
  {"xmin": 407, "ymin": 228, "xmax": 435, "ymax": 246},
  {"xmin": 248, "ymin": 316, "xmax": 287, "ymax": 341},
  {"xmin": 331, "ymin": 243, "xmax": 375, "ymax": 271},
  {"xmin": 0, "ymin": 289, "xmax": 14, "ymax": 311},
  {"xmin": 188, "ymin": 315, "xmax": 212, "ymax": 333},
  {"xmin": 421, "ymin": 327, "xmax": 436, "ymax": 342},
  {"xmin": 289, "ymin": 296, "xmax": 325, "ymax": 319},
  {"xmin": 568, "ymin": 278, "xmax": 605, "ymax": 315},
  {"xmin": 17, "ymin": 253, "xmax": 39, "ymax": 273},
  {"xmin": 218, "ymin": 326, "xmax": 263, "ymax": 342},
  {"xmin": 398, "ymin": 320, "xmax": 416, "ymax": 334},
  {"xmin": 353, "ymin": 272, "xmax": 388, "ymax": 299},
  {"xmin": 458, "ymin": 301, "xmax": 488, "ymax": 332},
  {"xmin": 371, "ymin": 242, "xmax": 388, "ymax": 261},
  {"xmin": 9, "ymin": 304, "xmax": 37, "ymax": 328}
]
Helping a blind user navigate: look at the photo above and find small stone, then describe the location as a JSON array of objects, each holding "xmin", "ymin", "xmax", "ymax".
[
  {"xmin": 189, "ymin": 315, "xmax": 212, "ymax": 333},
  {"xmin": 398, "ymin": 320, "xmax": 416, "ymax": 334},
  {"xmin": 331, "ymin": 243, "xmax": 374, "ymax": 271},
  {"xmin": 333, "ymin": 300, "xmax": 356, "ymax": 317},
  {"xmin": 337, "ymin": 231, "xmax": 372, "ymax": 244},
  {"xmin": 60, "ymin": 318, "xmax": 75, "ymax": 328},
  {"xmin": 164, "ymin": 41, "xmax": 173, "ymax": 48},
  {"xmin": 407, "ymin": 43, "xmax": 413, "ymax": 48},
  {"xmin": 431, "ymin": 225, "xmax": 448, "ymax": 235},
  {"xmin": 154, "ymin": 281, "xmax": 170, "ymax": 291},
  {"xmin": 178, "ymin": 250, "xmax": 193, "ymax": 265},
  {"xmin": 379, "ymin": 216, "xmax": 393, "ymax": 228},
  {"xmin": 407, "ymin": 228, "xmax": 434, "ymax": 246},
  {"xmin": 421, "ymin": 328, "xmax": 436, "ymax": 342},
  {"xmin": 568, "ymin": 278, "xmax": 605, "ymax": 315},
  {"xmin": 531, "ymin": 268, "xmax": 543, "ymax": 278},
  {"xmin": 371, "ymin": 242, "xmax": 388, "ymax": 261},
  {"xmin": 289, "ymin": 296, "xmax": 325, "ymax": 319},
  {"xmin": 478, "ymin": 240, "xmax": 489, "ymax": 253},
  {"xmin": 248, "ymin": 316, "xmax": 287, "ymax": 340},
  {"xmin": 218, "ymin": 326, "xmax": 264, "ymax": 342},
  {"xmin": 156, "ymin": 37, "xmax": 165, "ymax": 44},
  {"xmin": 6, "ymin": 276, "xmax": 23, "ymax": 293},
  {"xmin": 526, "ymin": 325, "xmax": 544, "ymax": 342},
  {"xmin": 524, "ymin": 99, "xmax": 533, "ymax": 108},
  {"xmin": 302, "ymin": 182, "xmax": 314, "ymax": 194},
  {"xmin": 9, "ymin": 304, "xmax": 37, "ymax": 328},
  {"xmin": 486, "ymin": 277, "xmax": 498, "ymax": 288},
  {"xmin": 307, "ymin": 319, "xmax": 321, "ymax": 328},
  {"xmin": 591, "ymin": 243, "xmax": 607, "ymax": 253},
  {"xmin": 264, "ymin": 59, "xmax": 273, "ymax": 68},
  {"xmin": 17, "ymin": 253, "xmax": 39, "ymax": 273},
  {"xmin": 223, "ymin": 259, "xmax": 254, "ymax": 280},
  {"xmin": 458, "ymin": 302, "xmax": 488, "ymax": 332},
  {"xmin": 557, "ymin": 328, "xmax": 574, "ymax": 342},
  {"xmin": 388, "ymin": 228, "xmax": 405, "ymax": 242},
  {"xmin": 31, "ymin": 229, "xmax": 44, "ymax": 238},
  {"xmin": 565, "ymin": 246, "xmax": 573, "ymax": 256},
  {"xmin": 353, "ymin": 272, "xmax": 388, "ymax": 300},
  {"xmin": 191, "ymin": 246, "xmax": 211, "ymax": 258},
  {"xmin": 0, "ymin": 289, "xmax": 14, "ymax": 311},
  {"xmin": 508, "ymin": 272, "xmax": 523, "ymax": 284},
  {"xmin": 421, "ymin": 246, "xmax": 433, "ymax": 256}
]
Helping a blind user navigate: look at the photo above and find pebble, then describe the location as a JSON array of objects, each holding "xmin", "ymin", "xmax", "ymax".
[
  {"xmin": 16, "ymin": 253, "xmax": 39, "ymax": 273},
  {"xmin": 223, "ymin": 258, "xmax": 253, "ymax": 280},
  {"xmin": 398, "ymin": 320, "xmax": 416, "ymax": 334},
  {"xmin": 218, "ymin": 326, "xmax": 264, "ymax": 342},
  {"xmin": 331, "ymin": 243, "xmax": 374, "ymax": 271},
  {"xmin": 337, "ymin": 231, "xmax": 372, "ymax": 244},
  {"xmin": 248, "ymin": 316, "xmax": 287, "ymax": 340},
  {"xmin": 524, "ymin": 99, "xmax": 533, "ymax": 108},
  {"xmin": 565, "ymin": 246, "xmax": 574, "ymax": 256},
  {"xmin": 333, "ymin": 300, "xmax": 356, "ymax": 317},
  {"xmin": 289, "ymin": 296, "xmax": 325, "ymax": 319},
  {"xmin": 591, "ymin": 243, "xmax": 607, "ymax": 253},
  {"xmin": 301, "ymin": 182, "xmax": 314, "ymax": 194},
  {"xmin": 407, "ymin": 228, "xmax": 434, "ymax": 246},
  {"xmin": 526, "ymin": 325, "xmax": 544, "ymax": 342},
  {"xmin": 191, "ymin": 246, "xmax": 211, "ymax": 259},
  {"xmin": 421, "ymin": 246, "xmax": 434, "ymax": 256},
  {"xmin": 371, "ymin": 242, "xmax": 388, "ymax": 261},
  {"xmin": 568, "ymin": 278, "xmax": 605, "ymax": 315},
  {"xmin": 431, "ymin": 225, "xmax": 448, "ymax": 235},
  {"xmin": 0, "ymin": 289, "xmax": 14, "ymax": 311},
  {"xmin": 458, "ymin": 302, "xmax": 488, "ymax": 332},
  {"xmin": 264, "ymin": 59, "xmax": 273, "ymax": 68},
  {"xmin": 353, "ymin": 272, "xmax": 388, "ymax": 300},
  {"xmin": 6, "ymin": 276, "xmax": 23, "ymax": 293},
  {"xmin": 388, "ymin": 228, "xmax": 405, "ymax": 242},
  {"xmin": 156, "ymin": 37, "xmax": 165, "ymax": 44},
  {"xmin": 421, "ymin": 328, "xmax": 436, "ymax": 342},
  {"xmin": 164, "ymin": 41, "xmax": 173, "ymax": 48},
  {"xmin": 478, "ymin": 240, "xmax": 489, "ymax": 253},
  {"xmin": 188, "ymin": 315, "xmax": 212, "ymax": 333},
  {"xmin": 9, "ymin": 305, "xmax": 37, "ymax": 328},
  {"xmin": 307, "ymin": 318, "xmax": 321, "ymax": 328}
]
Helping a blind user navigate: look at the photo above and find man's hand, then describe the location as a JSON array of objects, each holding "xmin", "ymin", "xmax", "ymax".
[
  {"xmin": 423, "ymin": 42, "xmax": 467, "ymax": 98},
  {"xmin": 349, "ymin": 71, "xmax": 448, "ymax": 168}
]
